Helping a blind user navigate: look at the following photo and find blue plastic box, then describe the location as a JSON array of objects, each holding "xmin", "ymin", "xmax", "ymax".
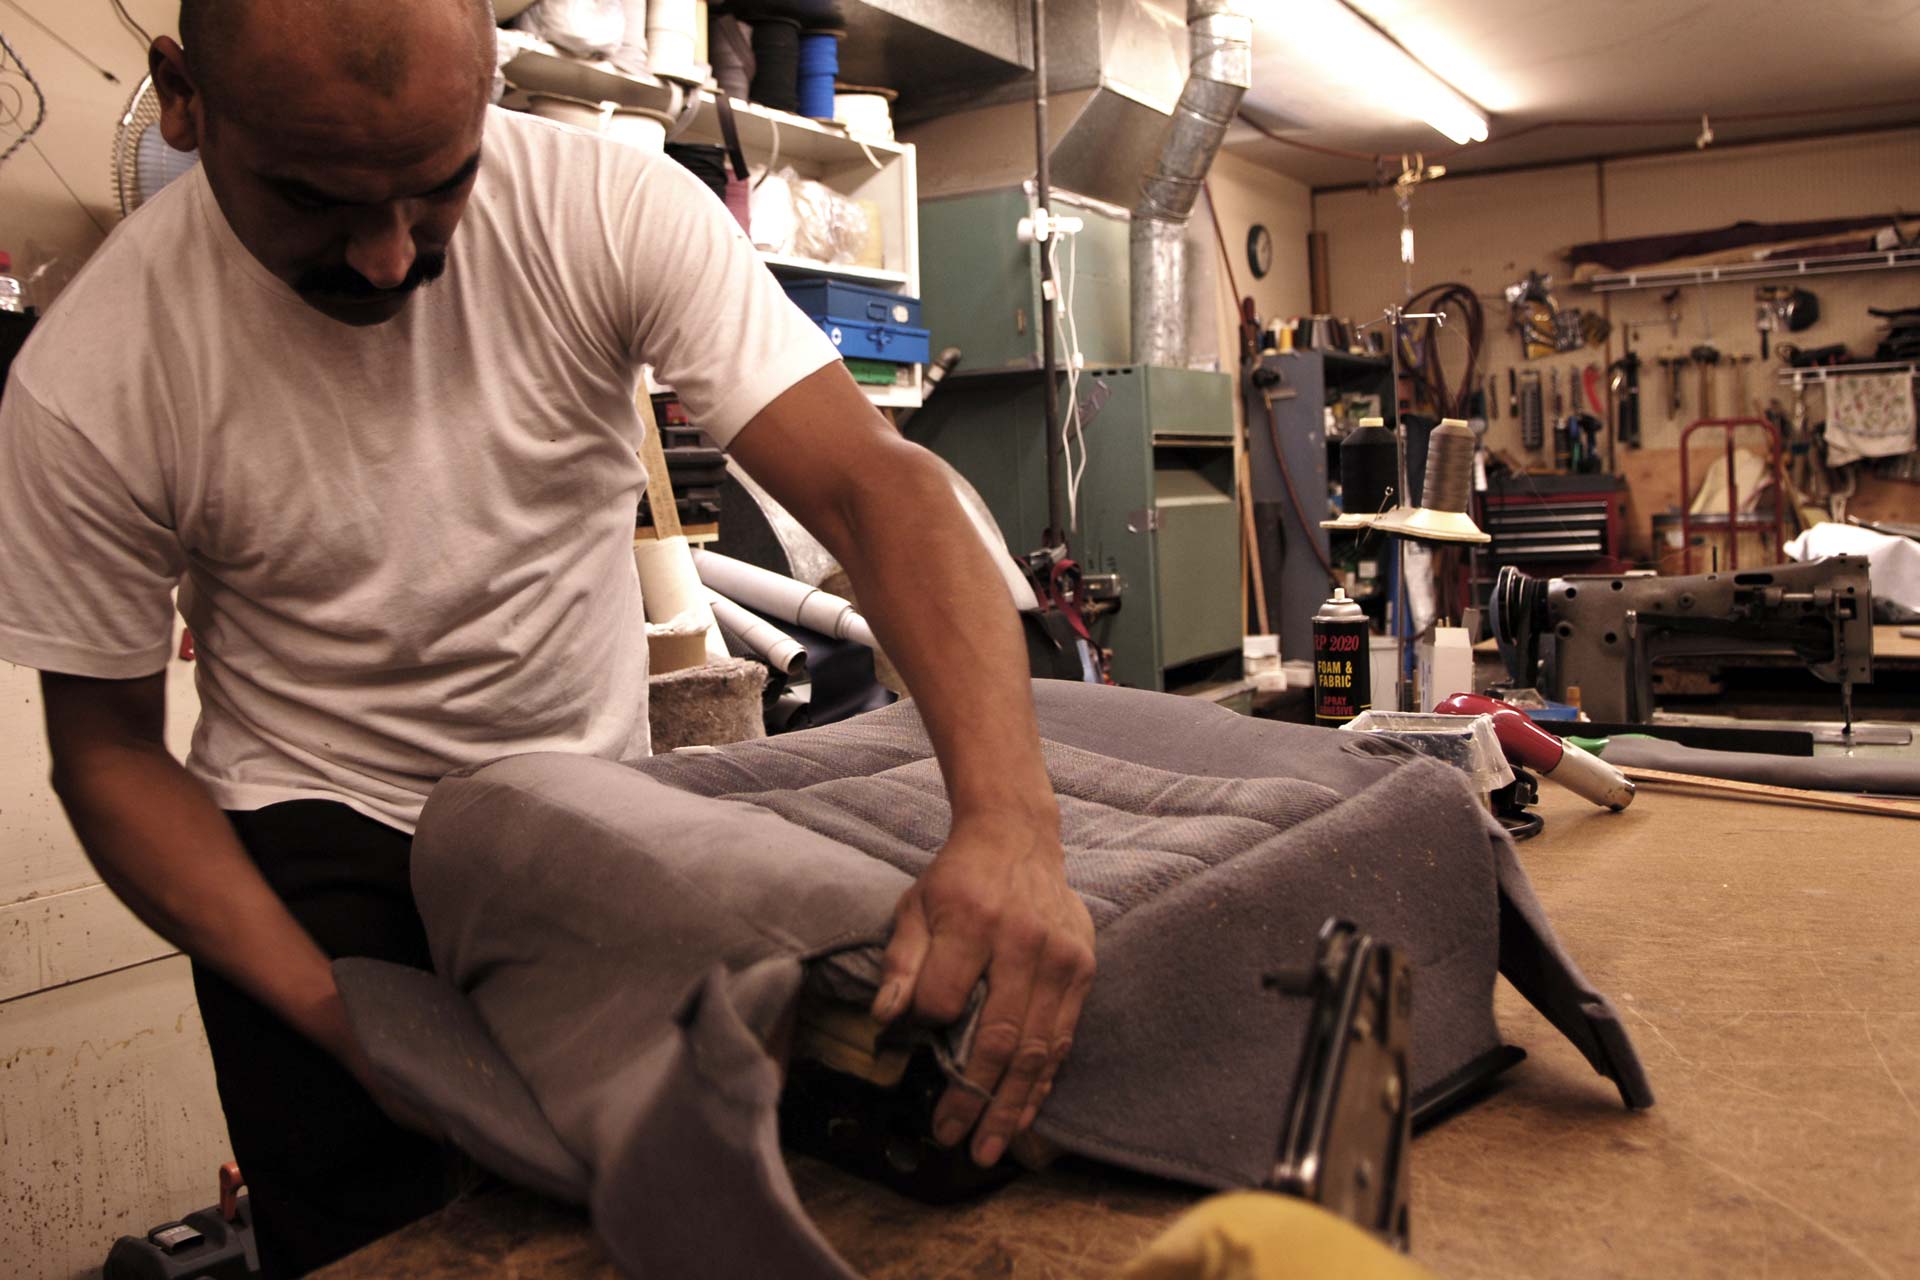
[
  {"xmin": 781, "ymin": 278, "xmax": 922, "ymax": 328},
  {"xmin": 811, "ymin": 315, "xmax": 931, "ymax": 364}
]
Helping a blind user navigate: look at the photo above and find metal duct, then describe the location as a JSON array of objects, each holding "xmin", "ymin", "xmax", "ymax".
[{"xmin": 1130, "ymin": 0, "xmax": 1252, "ymax": 368}]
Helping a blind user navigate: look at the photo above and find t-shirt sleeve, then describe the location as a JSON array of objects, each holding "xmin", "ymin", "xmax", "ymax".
[
  {"xmin": 0, "ymin": 378, "xmax": 184, "ymax": 677},
  {"xmin": 616, "ymin": 153, "xmax": 844, "ymax": 448}
]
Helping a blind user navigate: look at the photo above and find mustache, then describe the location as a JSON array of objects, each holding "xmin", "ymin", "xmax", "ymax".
[{"xmin": 295, "ymin": 251, "xmax": 448, "ymax": 299}]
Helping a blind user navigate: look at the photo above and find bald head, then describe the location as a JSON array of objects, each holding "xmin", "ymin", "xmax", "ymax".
[{"xmin": 180, "ymin": 0, "xmax": 495, "ymax": 113}]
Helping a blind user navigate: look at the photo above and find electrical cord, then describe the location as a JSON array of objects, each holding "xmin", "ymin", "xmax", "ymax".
[{"xmin": 0, "ymin": 30, "xmax": 46, "ymax": 171}]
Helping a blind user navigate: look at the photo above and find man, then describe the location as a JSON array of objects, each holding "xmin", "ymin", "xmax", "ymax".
[{"xmin": 0, "ymin": 1, "xmax": 1093, "ymax": 1273}]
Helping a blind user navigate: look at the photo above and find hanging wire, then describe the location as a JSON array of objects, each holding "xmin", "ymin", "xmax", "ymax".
[
  {"xmin": 0, "ymin": 0, "xmax": 118, "ymax": 81},
  {"xmin": 109, "ymin": 0, "xmax": 154, "ymax": 49},
  {"xmin": 0, "ymin": 30, "xmax": 48, "ymax": 171}
]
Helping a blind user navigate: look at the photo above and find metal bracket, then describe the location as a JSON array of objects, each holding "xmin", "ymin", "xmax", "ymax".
[
  {"xmin": 1266, "ymin": 919, "xmax": 1413, "ymax": 1250},
  {"xmin": 1125, "ymin": 508, "xmax": 1161, "ymax": 534}
]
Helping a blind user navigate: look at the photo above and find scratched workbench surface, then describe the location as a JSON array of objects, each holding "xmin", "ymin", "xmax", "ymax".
[{"xmin": 317, "ymin": 783, "xmax": 1920, "ymax": 1279}]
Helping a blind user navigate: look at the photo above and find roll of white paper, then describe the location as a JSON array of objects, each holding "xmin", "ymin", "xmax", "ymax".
[
  {"xmin": 706, "ymin": 590, "xmax": 807, "ymax": 679},
  {"xmin": 692, "ymin": 550, "xmax": 876, "ymax": 649}
]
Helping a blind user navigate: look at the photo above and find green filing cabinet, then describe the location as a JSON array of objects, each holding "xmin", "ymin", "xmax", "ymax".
[
  {"xmin": 906, "ymin": 365, "xmax": 1239, "ymax": 691},
  {"xmin": 917, "ymin": 187, "xmax": 1132, "ymax": 372}
]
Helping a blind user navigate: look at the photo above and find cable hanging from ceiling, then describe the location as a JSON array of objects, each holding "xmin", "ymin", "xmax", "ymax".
[{"xmin": 0, "ymin": 30, "xmax": 47, "ymax": 172}]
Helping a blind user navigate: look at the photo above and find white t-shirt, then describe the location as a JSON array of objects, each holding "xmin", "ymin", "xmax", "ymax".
[{"xmin": 0, "ymin": 107, "xmax": 841, "ymax": 831}]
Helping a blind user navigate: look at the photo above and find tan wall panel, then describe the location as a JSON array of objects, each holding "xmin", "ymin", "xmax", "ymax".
[
  {"xmin": 1313, "ymin": 129, "xmax": 1920, "ymax": 558},
  {"xmin": 1, "ymin": 956, "xmax": 232, "ymax": 1280},
  {"xmin": 0, "ymin": 0, "xmax": 179, "ymax": 304}
]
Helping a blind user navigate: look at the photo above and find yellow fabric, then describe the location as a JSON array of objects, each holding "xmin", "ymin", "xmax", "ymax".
[{"xmin": 1121, "ymin": 1192, "xmax": 1438, "ymax": 1280}]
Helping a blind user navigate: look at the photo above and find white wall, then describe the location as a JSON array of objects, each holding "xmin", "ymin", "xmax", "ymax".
[{"xmin": 2, "ymin": 5, "xmax": 232, "ymax": 1273}]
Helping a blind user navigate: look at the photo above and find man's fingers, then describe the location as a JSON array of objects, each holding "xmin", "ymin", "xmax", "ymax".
[
  {"xmin": 1018, "ymin": 940, "xmax": 1094, "ymax": 1131},
  {"xmin": 906, "ymin": 894, "xmax": 1002, "ymax": 1026},
  {"xmin": 872, "ymin": 890, "xmax": 931, "ymax": 1024},
  {"xmin": 928, "ymin": 921, "xmax": 1042, "ymax": 1154}
]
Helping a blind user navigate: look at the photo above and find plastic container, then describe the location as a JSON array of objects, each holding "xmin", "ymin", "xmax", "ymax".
[
  {"xmin": 0, "ymin": 252, "xmax": 24, "ymax": 314},
  {"xmin": 812, "ymin": 315, "xmax": 930, "ymax": 364},
  {"xmin": 1340, "ymin": 710, "xmax": 1515, "ymax": 796},
  {"xmin": 781, "ymin": 278, "xmax": 921, "ymax": 328}
]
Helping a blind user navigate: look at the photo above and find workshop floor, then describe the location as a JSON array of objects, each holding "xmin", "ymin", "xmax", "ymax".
[{"xmin": 317, "ymin": 785, "xmax": 1920, "ymax": 1279}]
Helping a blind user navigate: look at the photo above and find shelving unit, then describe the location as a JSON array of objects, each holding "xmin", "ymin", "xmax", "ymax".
[
  {"xmin": 1582, "ymin": 245, "xmax": 1920, "ymax": 292},
  {"xmin": 500, "ymin": 53, "xmax": 923, "ymax": 410},
  {"xmin": 672, "ymin": 89, "xmax": 923, "ymax": 410}
]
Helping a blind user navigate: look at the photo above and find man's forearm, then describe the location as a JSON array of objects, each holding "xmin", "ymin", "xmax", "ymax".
[
  {"xmin": 816, "ymin": 442, "xmax": 1057, "ymax": 834},
  {"xmin": 51, "ymin": 736, "xmax": 353, "ymax": 1059}
]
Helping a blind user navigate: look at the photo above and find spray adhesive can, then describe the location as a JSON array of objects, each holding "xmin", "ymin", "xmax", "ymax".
[{"xmin": 1312, "ymin": 588, "xmax": 1371, "ymax": 725}]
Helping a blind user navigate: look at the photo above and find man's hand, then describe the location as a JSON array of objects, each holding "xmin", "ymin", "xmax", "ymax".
[{"xmin": 870, "ymin": 814, "xmax": 1095, "ymax": 1167}]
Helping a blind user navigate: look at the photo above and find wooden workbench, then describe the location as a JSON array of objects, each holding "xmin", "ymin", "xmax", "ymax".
[{"xmin": 318, "ymin": 784, "xmax": 1920, "ymax": 1278}]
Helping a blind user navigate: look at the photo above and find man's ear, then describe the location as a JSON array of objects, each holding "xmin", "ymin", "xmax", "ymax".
[{"xmin": 149, "ymin": 36, "xmax": 204, "ymax": 153}]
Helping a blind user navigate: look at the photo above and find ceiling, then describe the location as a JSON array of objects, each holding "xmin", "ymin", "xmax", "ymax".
[{"xmin": 1224, "ymin": 0, "xmax": 1920, "ymax": 189}]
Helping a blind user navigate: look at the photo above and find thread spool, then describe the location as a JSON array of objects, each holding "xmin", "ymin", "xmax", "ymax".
[
  {"xmin": 1342, "ymin": 417, "xmax": 1398, "ymax": 516},
  {"xmin": 1373, "ymin": 417, "xmax": 1490, "ymax": 544},
  {"xmin": 796, "ymin": 30, "xmax": 840, "ymax": 119},
  {"xmin": 1419, "ymin": 418, "xmax": 1476, "ymax": 515},
  {"xmin": 711, "ymin": 15, "xmax": 754, "ymax": 100},
  {"xmin": 1321, "ymin": 416, "xmax": 1397, "ymax": 529},
  {"xmin": 749, "ymin": 17, "xmax": 802, "ymax": 114}
]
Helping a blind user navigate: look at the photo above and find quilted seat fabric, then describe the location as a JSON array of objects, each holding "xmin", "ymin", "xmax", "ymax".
[{"xmin": 336, "ymin": 680, "xmax": 1650, "ymax": 1279}]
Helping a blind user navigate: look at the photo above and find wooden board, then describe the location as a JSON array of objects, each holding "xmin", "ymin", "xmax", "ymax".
[{"xmin": 317, "ymin": 785, "xmax": 1920, "ymax": 1279}]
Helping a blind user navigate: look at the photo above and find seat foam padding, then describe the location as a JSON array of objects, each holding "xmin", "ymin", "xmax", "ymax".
[{"xmin": 336, "ymin": 680, "xmax": 1650, "ymax": 1279}]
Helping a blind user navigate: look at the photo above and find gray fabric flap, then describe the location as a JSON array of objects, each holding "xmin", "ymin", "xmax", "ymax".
[
  {"xmin": 1491, "ymin": 840, "xmax": 1655, "ymax": 1109},
  {"xmin": 331, "ymin": 957, "xmax": 590, "ymax": 1203}
]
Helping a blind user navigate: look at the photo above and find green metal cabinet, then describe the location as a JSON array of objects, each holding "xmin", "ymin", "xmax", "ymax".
[
  {"xmin": 906, "ymin": 365, "xmax": 1239, "ymax": 690},
  {"xmin": 917, "ymin": 188, "xmax": 1132, "ymax": 373}
]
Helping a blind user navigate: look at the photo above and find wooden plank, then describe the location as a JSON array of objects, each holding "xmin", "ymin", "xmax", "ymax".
[
  {"xmin": 0, "ymin": 883, "xmax": 175, "ymax": 1004},
  {"xmin": 1, "ymin": 956, "xmax": 232, "ymax": 1278}
]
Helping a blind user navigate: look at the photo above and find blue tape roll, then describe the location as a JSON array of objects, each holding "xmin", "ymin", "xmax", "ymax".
[{"xmin": 796, "ymin": 31, "xmax": 838, "ymax": 119}]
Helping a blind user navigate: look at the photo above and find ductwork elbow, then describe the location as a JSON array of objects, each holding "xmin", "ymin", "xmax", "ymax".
[{"xmin": 1130, "ymin": 0, "xmax": 1254, "ymax": 368}]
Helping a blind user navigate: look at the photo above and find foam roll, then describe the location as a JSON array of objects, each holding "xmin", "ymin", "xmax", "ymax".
[
  {"xmin": 706, "ymin": 590, "xmax": 808, "ymax": 680},
  {"xmin": 796, "ymin": 30, "xmax": 839, "ymax": 119},
  {"xmin": 691, "ymin": 549, "xmax": 877, "ymax": 648},
  {"xmin": 1419, "ymin": 418, "xmax": 1476, "ymax": 515},
  {"xmin": 646, "ymin": 0, "xmax": 699, "ymax": 79},
  {"xmin": 832, "ymin": 91, "xmax": 894, "ymax": 140}
]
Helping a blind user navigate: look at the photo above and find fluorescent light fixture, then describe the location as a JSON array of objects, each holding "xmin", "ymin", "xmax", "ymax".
[{"xmin": 1276, "ymin": 0, "xmax": 1492, "ymax": 146}]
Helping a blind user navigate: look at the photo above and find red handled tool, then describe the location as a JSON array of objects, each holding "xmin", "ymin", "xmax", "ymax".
[{"xmin": 1434, "ymin": 693, "xmax": 1635, "ymax": 811}]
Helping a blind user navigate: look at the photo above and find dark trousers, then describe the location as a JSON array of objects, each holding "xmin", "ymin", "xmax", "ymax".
[{"xmin": 191, "ymin": 801, "xmax": 469, "ymax": 1278}]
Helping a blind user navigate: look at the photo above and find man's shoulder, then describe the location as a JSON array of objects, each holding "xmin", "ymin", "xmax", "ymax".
[
  {"xmin": 478, "ymin": 104, "xmax": 668, "ymax": 196},
  {"xmin": 11, "ymin": 169, "xmax": 207, "ymax": 413}
]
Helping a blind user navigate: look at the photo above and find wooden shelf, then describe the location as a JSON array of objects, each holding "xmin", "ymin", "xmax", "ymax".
[{"xmin": 1583, "ymin": 245, "xmax": 1920, "ymax": 292}]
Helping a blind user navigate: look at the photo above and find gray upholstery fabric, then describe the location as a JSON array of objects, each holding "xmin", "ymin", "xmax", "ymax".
[
  {"xmin": 336, "ymin": 680, "xmax": 1650, "ymax": 1279},
  {"xmin": 1603, "ymin": 735, "xmax": 1920, "ymax": 795}
]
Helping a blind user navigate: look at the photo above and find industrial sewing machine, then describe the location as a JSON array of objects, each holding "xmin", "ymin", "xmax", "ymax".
[{"xmin": 1491, "ymin": 557, "xmax": 1875, "ymax": 729}]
